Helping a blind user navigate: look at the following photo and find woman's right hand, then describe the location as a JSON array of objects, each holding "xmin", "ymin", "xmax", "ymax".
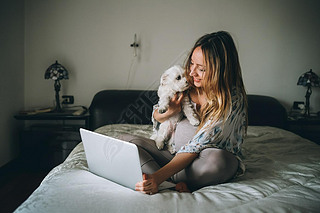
[
  {"xmin": 153, "ymin": 93, "xmax": 184, "ymax": 123},
  {"xmin": 135, "ymin": 174, "xmax": 159, "ymax": 195}
]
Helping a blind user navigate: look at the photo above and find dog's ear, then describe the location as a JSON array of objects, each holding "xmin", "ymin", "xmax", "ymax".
[{"xmin": 160, "ymin": 73, "xmax": 168, "ymax": 86}]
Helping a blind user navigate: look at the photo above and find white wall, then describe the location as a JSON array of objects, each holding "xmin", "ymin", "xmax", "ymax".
[
  {"xmin": 0, "ymin": 0, "xmax": 24, "ymax": 167},
  {"xmin": 25, "ymin": 0, "xmax": 320, "ymax": 111}
]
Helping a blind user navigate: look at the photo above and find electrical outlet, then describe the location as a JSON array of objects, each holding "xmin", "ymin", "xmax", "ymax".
[{"xmin": 62, "ymin": 95, "xmax": 74, "ymax": 104}]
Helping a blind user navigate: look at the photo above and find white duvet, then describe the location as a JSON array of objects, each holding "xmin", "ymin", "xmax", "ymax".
[{"xmin": 15, "ymin": 125, "xmax": 320, "ymax": 213}]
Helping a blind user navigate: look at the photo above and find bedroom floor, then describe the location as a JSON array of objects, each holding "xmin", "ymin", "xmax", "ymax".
[{"xmin": 0, "ymin": 166, "xmax": 47, "ymax": 213}]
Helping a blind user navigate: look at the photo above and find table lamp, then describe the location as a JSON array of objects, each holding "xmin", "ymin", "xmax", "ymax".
[
  {"xmin": 45, "ymin": 60, "xmax": 69, "ymax": 112},
  {"xmin": 297, "ymin": 69, "xmax": 320, "ymax": 117}
]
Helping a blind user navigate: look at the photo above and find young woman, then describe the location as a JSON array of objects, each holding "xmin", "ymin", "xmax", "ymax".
[{"xmin": 119, "ymin": 31, "xmax": 247, "ymax": 194}]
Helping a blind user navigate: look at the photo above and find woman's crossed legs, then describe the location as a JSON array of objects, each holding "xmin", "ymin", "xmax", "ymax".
[{"xmin": 118, "ymin": 132, "xmax": 238, "ymax": 191}]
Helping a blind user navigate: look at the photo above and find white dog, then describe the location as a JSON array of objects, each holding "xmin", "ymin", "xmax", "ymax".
[{"xmin": 150, "ymin": 65, "xmax": 200, "ymax": 154}]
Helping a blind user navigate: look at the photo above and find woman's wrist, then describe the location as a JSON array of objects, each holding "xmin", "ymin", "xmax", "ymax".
[
  {"xmin": 152, "ymin": 170, "xmax": 168, "ymax": 186},
  {"xmin": 151, "ymin": 173, "xmax": 162, "ymax": 186}
]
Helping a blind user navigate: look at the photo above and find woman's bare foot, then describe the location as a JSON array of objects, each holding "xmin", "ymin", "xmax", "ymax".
[{"xmin": 175, "ymin": 182, "xmax": 190, "ymax": 193}]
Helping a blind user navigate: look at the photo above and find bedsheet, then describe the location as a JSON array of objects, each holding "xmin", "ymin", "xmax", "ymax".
[{"xmin": 15, "ymin": 125, "xmax": 320, "ymax": 213}]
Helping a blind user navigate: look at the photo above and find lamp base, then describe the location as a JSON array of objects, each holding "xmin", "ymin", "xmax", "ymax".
[
  {"xmin": 304, "ymin": 85, "xmax": 312, "ymax": 117},
  {"xmin": 53, "ymin": 107, "xmax": 64, "ymax": 113},
  {"xmin": 54, "ymin": 80, "xmax": 62, "ymax": 113}
]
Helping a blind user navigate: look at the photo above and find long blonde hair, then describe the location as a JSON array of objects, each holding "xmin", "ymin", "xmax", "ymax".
[{"xmin": 185, "ymin": 31, "xmax": 247, "ymax": 131}]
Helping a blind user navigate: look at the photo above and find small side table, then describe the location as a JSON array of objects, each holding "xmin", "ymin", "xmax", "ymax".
[
  {"xmin": 287, "ymin": 116, "xmax": 320, "ymax": 145},
  {"xmin": 14, "ymin": 110, "xmax": 90, "ymax": 171},
  {"xmin": 14, "ymin": 110, "xmax": 90, "ymax": 128}
]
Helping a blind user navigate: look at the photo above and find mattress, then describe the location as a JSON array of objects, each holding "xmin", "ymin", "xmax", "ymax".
[{"xmin": 15, "ymin": 124, "xmax": 320, "ymax": 213}]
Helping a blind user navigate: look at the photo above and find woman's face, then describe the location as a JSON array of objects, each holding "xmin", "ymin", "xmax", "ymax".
[{"xmin": 189, "ymin": 47, "xmax": 206, "ymax": 88}]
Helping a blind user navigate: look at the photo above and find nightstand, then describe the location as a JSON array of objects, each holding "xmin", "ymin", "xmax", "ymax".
[
  {"xmin": 14, "ymin": 110, "xmax": 89, "ymax": 171},
  {"xmin": 287, "ymin": 116, "xmax": 320, "ymax": 145}
]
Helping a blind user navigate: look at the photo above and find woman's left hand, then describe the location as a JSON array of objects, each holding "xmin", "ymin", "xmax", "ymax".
[{"xmin": 135, "ymin": 174, "xmax": 159, "ymax": 195}]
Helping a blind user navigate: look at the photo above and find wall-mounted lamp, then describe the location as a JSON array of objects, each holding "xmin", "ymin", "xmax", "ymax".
[{"xmin": 130, "ymin": 34, "xmax": 139, "ymax": 57}]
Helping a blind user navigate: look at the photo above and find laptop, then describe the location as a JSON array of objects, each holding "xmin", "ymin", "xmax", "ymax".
[{"xmin": 80, "ymin": 128, "xmax": 176, "ymax": 190}]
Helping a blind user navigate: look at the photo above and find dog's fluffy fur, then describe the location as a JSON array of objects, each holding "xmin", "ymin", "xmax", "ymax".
[{"xmin": 150, "ymin": 65, "xmax": 199, "ymax": 154}]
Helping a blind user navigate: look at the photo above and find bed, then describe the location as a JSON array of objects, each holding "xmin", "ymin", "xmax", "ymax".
[{"xmin": 15, "ymin": 90, "xmax": 320, "ymax": 213}]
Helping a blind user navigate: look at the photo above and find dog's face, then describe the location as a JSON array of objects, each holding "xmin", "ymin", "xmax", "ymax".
[{"xmin": 160, "ymin": 65, "xmax": 189, "ymax": 92}]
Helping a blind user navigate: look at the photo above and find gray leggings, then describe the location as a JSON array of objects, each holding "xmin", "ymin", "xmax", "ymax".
[{"xmin": 118, "ymin": 119, "xmax": 239, "ymax": 190}]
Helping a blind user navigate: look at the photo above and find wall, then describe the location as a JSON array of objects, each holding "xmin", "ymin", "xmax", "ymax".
[
  {"xmin": 0, "ymin": 0, "xmax": 25, "ymax": 167},
  {"xmin": 24, "ymin": 0, "xmax": 320, "ymax": 112}
]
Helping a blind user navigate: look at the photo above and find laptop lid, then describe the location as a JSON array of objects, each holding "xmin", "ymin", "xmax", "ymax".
[{"xmin": 80, "ymin": 128, "xmax": 143, "ymax": 190}]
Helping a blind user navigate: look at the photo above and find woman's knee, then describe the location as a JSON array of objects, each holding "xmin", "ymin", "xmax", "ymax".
[
  {"xmin": 118, "ymin": 133, "xmax": 149, "ymax": 147},
  {"xmin": 205, "ymin": 149, "xmax": 231, "ymax": 171},
  {"xmin": 117, "ymin": 133, "xmax": 136, "ymax": 142},
  {"xmin": 194, "ymin": 149, "xmax": 239, "ymax": 184},
  {"xmin": 118, "ymin": 133, "xmax": 173, "ymax": 166}
]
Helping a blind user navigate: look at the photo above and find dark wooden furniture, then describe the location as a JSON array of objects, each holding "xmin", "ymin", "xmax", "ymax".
[
  {"xmin": 14, "ymin": 110, "xmax": 89, "ymax": 171},
  {"xmin": 287, "ymin": 116, "xmax": 320, "ymax": 145}
]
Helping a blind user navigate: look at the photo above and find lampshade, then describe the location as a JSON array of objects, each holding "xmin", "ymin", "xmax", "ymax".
[
  {"xmin": 45, "ymin": 60, "xmax": 69, "ymax": 112},
  {"xmin": 45, "ymin": 60, "xmax": 69, "ymax": 80},
  {"xmin": 297, "ymin": 69, "xmax": 320, "ymax": 87}
]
